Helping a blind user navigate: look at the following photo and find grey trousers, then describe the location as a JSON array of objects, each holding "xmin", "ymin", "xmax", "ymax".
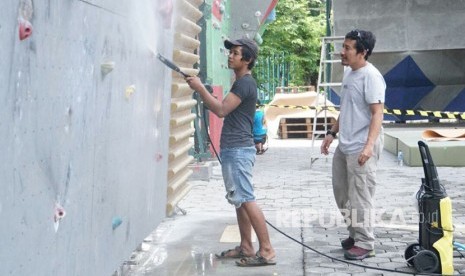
[{"xmin": 332, "ymin": 135, "xmax": 384, "ymax": 250}]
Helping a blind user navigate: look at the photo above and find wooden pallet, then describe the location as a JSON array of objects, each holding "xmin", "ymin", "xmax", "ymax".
[
  {"xmin": 313, "ymin": 117, "xmax": 337, "ymax": 139},
  {"xmin": 278, "ymin": 118, "xmax": 312, "ymax": 139},
  {"xmin": 278, "ymin": 117, "xmax": 336, "ymax": 139}
]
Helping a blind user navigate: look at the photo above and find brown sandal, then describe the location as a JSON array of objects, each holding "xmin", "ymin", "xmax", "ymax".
[
  {"xmin": 215, "ymin": 246, "xmax": 246, "ymax": 259},
  {"xmin": 236, "ymin": 252, "xmax": 277, "ymax": 266}
]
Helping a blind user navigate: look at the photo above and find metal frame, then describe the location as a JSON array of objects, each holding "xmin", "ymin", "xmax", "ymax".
[{"xmin": 310, "ymin": 36, "xmax": 344, "ymax": 166}]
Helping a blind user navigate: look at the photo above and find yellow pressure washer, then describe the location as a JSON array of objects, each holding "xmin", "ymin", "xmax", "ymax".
[{"xmin": 404, "ymin": 141, "xmax": 454, "ymax": 274}]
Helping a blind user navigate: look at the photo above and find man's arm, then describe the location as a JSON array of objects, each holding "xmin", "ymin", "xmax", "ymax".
[
  {"xmin": 320, "ymin": 119, "xmax": 339, "ymax": 155},
  {"xmin": 358, "ymin": 102, "xmax": 383, "ymax": 164},
  {"xmin": 186, "ymin": 76, "xmax": 241, "ymax": 118}
]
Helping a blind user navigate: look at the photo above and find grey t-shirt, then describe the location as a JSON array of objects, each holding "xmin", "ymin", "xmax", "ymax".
[
  {"xmin": 338, "ymin": 62, "xmax": 386, "ymax": 155},
  {"xmin": 220, "ymin": 74, "xmax": 257, "ymax": 149}
]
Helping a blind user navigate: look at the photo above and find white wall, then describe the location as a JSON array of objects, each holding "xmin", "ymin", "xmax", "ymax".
[{"xmin": 0, "ymin": 1, "xmax": 173, "ymax": 275}]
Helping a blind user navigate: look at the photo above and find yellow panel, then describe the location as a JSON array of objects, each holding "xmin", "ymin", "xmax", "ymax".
[
  {"xmin": 171, "ymin": 83, "xmax": 194, "ymax": 97},
  {"xmin": 174, "ymin": 33, "xmax": 201, "ymax": 50},
  {"xmin": 168, "ymin": 155, "xmax": 194, "ymax": 178},
  {"xmin": 432, "ymin": 197, "xmax": 454, "ymax": 274},
  {"xmin": 169, "ymin": 126, "xmax": 195, "ymax": 144},
  {"xmin": 176, "ymin": 17, "xmax": 202, "ymax": 36},
  {"xmin": 166, "ymin": 0, "xmax": 202, "ymax": 216},
  {"xmin": 170, "ymin": 113, "xmax": 196, "ymax": 127},
  {"xmin": 173, "ymin": 49, "xmax": 200, "ymax": 65},
  {"xmin": 180, "ymin": 0, "xmax": 203, "ymax": 21},
  {"xmin": 167, "ymin": 168, "xmax": 193, "ymax": 194},
  {"xmin": 171, "ymin": 98, "xmax": 197, "ymax": 112},
  {"xmin": 169, "ymin": 141, "xmax": 194, "ymax": 161},
  {"xmin": 166, "ymin": 183, "xmax": 192, "ymax": 214}
]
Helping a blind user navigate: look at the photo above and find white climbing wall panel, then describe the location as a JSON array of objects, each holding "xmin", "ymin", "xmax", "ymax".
[{"xmin": 0, "ymin": 1, "xmax": 174, "ymax": 275}]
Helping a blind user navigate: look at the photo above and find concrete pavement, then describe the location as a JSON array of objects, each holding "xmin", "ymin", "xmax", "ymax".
[{"xmin": 117, "ymin": 136, "xmax": 465, "ymax": 275}]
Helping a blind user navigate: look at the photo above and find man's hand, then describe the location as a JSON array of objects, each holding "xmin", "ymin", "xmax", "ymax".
[
  {"xmin": 358, "ymin": 147, "xmax": 373, "ymax": 166},
  {"xmin": 320, "ymin": 135, "xmax": 333, "ymax": 155},
  {"xmin": 185, "ymin": 76, "xmax": 205, "ymax": 93}
]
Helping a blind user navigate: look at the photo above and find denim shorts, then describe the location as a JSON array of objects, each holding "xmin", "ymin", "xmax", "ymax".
[{"xmin": 220, "ymin": 146, "xmax": 256, "ymax": 208}]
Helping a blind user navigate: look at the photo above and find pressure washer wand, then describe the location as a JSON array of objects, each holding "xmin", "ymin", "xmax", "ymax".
[{"xmin": 156, "ymin": 53, "xmax": 190, "ymax": 78}]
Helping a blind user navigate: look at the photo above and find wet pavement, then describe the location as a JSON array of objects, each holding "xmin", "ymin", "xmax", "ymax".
[{"xmin": 117, "ymin": 136, "xmax": 465, "ymax": 276}]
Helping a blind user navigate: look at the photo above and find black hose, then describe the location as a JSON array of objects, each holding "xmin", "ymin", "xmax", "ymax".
[{"xmin": 200, "ymin": 101, "xmax": 461, "ymax": 276}]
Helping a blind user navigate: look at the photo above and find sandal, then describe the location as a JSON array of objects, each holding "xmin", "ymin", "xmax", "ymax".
[
  {"xmin": 235, "ymin": 252, "xmax": 277, "ymax": 267},
  {"xmin": 215, "ymin": 246, "xmax": 247, "ymax": 259}
]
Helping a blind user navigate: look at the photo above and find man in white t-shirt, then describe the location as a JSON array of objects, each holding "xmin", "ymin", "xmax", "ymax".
[{"xmin": 321, "ymin": 29, "xmax": 386, "ymax": 260}]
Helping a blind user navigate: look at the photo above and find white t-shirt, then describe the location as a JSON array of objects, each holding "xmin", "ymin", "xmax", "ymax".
[{"xmin": 338, "ymin": 62, "xmax": 386, "ymax": 155}]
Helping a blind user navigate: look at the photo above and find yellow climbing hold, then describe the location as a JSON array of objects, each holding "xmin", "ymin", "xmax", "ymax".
[{"xmin": 125, "ymin": 84, "xmax": 136, "ymax": 99}]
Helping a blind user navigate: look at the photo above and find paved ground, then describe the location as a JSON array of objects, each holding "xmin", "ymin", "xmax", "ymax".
[{"xmin": 117, "ymin": 136, "xmax": 465, "ymax": 276}]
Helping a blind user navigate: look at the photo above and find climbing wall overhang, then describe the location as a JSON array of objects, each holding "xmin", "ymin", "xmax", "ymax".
[{"xmin": 229, "ymin": 0, "xmax": 279, "ymax": 41}]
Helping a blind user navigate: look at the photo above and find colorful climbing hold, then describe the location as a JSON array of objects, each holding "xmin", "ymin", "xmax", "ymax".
[
  {"xmin": 100, "ymin": 61, "xmax": 115, "ymax": 76},
  {"xmin": 112, "ymin": 217, "xmax": 123, "ymax": 230},
  {"xmin": 53, "ymin": 203, "xmax": 66, "ymax": 233},
  {"xmin": 125, "ymin": 85, "xmax": 136, "ymax": 99},
  {"xmin": 18, "ymin": 0, "xmax": 34, "ymax": 41},
  {"xmin": 18, "ymin": 18, "xmax": 33, "ymax": 41}
]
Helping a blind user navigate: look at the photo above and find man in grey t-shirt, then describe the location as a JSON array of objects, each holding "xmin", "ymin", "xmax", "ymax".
[
  {"xmin": 186, "ymin": 38, "xmax": 276, "ymax": 267},
  {"xmin": 321, "ymin": 29, "xmax": 386, "ymax": 260}
]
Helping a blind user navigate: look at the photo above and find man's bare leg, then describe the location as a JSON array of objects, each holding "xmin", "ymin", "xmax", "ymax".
[
  {"xmin": 240, "ymin": 201, "xmax": 275, "ymax": 260},
  {"xmin": 235, "ymin": 207, "xmax": 255, "ymax": 256}
]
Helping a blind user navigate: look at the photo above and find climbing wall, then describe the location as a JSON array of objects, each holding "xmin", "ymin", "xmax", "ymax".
[
  {"xmin": 0, "ymin": 1, "xmax": 174, "ymax": 275},
  {"xmin": 331, "ymin": 0, "xmax": 465, "ymax": 121}
]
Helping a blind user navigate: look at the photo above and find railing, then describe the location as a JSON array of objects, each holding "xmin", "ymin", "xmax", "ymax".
[
  {"xmin": 254, "ymin": 52, "xmax": 294, "ymax": 103},
  {"xmin": 275, "ymin": 85, "xmax": 315, "ymax": 94}
]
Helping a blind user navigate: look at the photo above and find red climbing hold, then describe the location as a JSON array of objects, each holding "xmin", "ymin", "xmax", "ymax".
[{"xmin": 19, "ymin": 18, "xmax": 33, "ymax": 41}]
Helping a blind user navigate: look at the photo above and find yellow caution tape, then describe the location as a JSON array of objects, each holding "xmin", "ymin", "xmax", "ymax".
[{"xmin": 258, "ymin": 104, "xmax": 465, "ymax": 119}]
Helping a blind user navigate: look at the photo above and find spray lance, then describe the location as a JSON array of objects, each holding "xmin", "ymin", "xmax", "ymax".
[
  {"xmin": 156, "ymin": 53, "xmax": 190, "ymax": 78},
  {"xmin": 156, "ymin": 52, "xmax": 215, "ymax": 97}
]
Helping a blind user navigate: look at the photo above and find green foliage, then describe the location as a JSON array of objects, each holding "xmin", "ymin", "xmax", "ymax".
[{"xmin": 257, "ymin": 0, "xmax": 326, "ymax": 86}]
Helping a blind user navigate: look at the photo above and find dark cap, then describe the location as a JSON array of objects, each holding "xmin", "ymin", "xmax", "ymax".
[{"xmin": 224, "ymin": 38, "xmax": 259, "ymax": 59}]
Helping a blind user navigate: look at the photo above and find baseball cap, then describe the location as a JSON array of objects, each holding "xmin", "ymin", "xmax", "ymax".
[{"xmin": 224, "ymin": 38, "xmax": 259, "ymax": 59}]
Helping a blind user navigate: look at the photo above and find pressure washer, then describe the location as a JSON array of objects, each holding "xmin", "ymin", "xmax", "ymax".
[{"xmin": 404, "ymin": 141, "xmax": 454, "ymax": 274}]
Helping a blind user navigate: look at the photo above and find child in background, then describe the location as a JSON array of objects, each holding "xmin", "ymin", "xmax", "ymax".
[{"xmin": 253, "ymin": 99, "xmax": 267, "ymax": 154}]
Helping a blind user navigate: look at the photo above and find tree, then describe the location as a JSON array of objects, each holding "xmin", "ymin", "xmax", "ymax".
[{"xmin": 257, "ymin": 0, "xmax": 326, "ymax": 87}]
